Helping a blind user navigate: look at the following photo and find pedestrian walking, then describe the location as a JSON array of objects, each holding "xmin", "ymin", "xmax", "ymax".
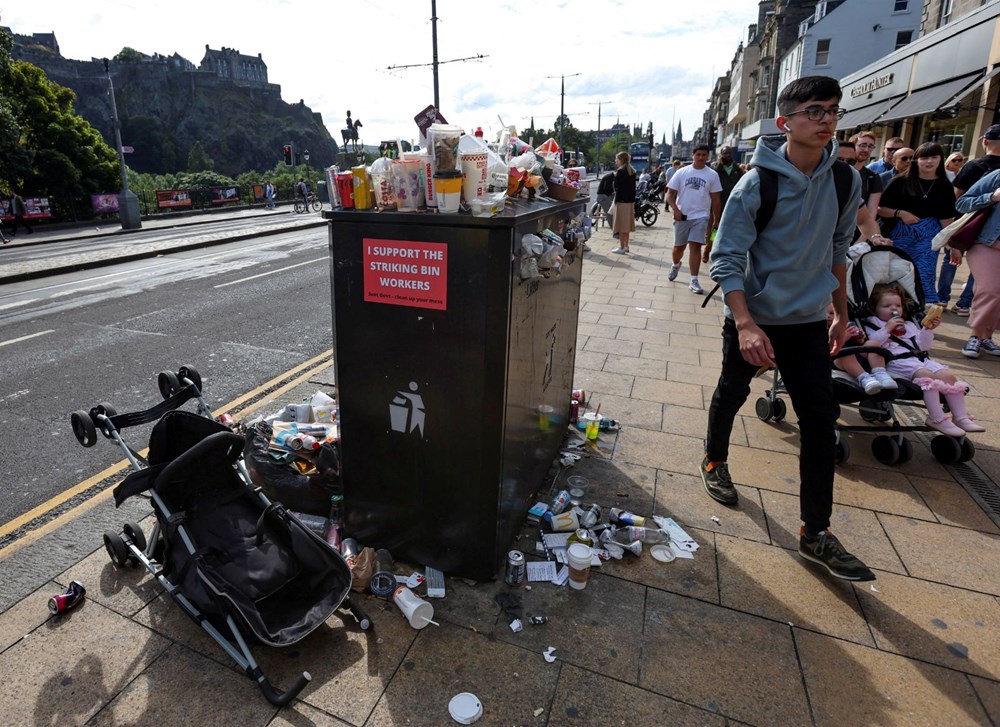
[
  {"xmin": 702, "ymin": 75, "xmax": 874, "ymax": 582},
  {"xmin": 666, "ymin": 144, "xmax": 721, "ymax": 294},
  {"xmin": 10, "ymin": 191, "xmax": 33, "ymax": 236},
  {"xmin": 263, "ymin": 179, "xmax": 276, "ymax": 209},
  {"xmin": 955, "ymin": 168, "xmax": 1000, "ymax": 359},
  {"xmin": 877, "ymin": 143, "xmax": 956, "ymax": 304}
]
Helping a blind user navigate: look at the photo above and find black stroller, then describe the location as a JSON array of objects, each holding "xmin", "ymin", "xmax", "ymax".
[
  {"xmin": 70, "ymin": 368, "xmax": 370, "ymax": 706},
  {"xmin": 754, "ymin": 245, "xmax": 977, "ymax": 467}
]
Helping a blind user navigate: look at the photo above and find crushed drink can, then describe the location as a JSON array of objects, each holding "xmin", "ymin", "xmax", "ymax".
[
  {"xmin": 581, "ymin": 503, "xmax": 602, "ymax": 528},
  {"xmin": 529, "ymin": 615, "xmax": 548, "ymax": 625},
  {"xmin": 48, "ymin": 581, "xmax": 86, "ymax": 615},
  {"xmin": 570, "ymin": 400, "xmax": 579, "ymax": 424},
  {"xmin": 505, "ymin": 550, "xmax": 526, "ymax": 587},
  {"xmin": 609, "ymin": 508, "xmax": 646, "ymax": 527}
]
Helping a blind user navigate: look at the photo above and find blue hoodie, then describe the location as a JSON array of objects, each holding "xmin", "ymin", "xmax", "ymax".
[{"xmin": 709, "ymin": 136, "xmax": 860, "ymax": 326}]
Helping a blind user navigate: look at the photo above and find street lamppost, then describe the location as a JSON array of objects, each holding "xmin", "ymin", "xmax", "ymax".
[
  {"xmin": 102, "ymin": 58, "xmax": 141, "ymax": 230},
  {"xmin": 545, "ymin": 73, "xmax": 581, "ymax": 163}
]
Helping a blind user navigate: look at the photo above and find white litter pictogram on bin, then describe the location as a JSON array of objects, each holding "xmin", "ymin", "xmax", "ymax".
[{"xmin": 390, "ymin": 381, "xmax": 425, "ymax": 436}]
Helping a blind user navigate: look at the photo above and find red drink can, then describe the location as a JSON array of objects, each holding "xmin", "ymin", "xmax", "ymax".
[
  {"xmin": 48, "ymin": 581, "xmax": 86, "ymax": 615},
  {"xmin": 336, "ymin": 172, "xmax": 355, "ymax": 209}
]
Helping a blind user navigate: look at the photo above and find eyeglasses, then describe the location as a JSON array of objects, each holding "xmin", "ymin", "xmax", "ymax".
[
  {"xmin": 855, "ymin": 142, "xmax": 876, "ymax": 149},
  {"xmin": 886, "ymin": 147, "xmax": 902, "ymax": 153},
  {"xmin": 951, "ymin": 157, "xmax": 965, "ymax": 162},
  {"xmin": 785, "ymin": 105, "xmax": 847, "ymax": 121},
  {"xmin": 897, "ymin": 156, "xmax": 914, "ymax": 162}
]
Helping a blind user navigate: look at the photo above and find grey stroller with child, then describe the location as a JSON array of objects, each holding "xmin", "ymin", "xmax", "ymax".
[{"xmin": 754, "ymin": 245, "xmax": 977, "ymax": 467}]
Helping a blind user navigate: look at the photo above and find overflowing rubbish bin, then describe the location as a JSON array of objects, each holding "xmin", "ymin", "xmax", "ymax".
[{"xmin": 325, "ymin": 197, "xmax": 586, "ymax": 579}]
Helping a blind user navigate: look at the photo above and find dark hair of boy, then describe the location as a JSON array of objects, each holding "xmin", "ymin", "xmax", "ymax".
[
  {"xmin": 693, "ymin": 144, "xmax": 711, "ymax": 154},
  {"xmin": 776, "ymin": 76, "xmax": 843, "ymax": 115}
]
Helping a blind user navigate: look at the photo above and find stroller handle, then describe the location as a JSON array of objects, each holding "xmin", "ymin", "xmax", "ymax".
[{"xmin": 158, "ymin": 431, "xmax": 245, "ymax": 484}]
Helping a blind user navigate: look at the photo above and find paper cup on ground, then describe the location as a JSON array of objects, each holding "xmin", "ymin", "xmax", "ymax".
[
  {"xmin": 394, "ymin": 586, "xmax": 434, "ymax": 629},
  {"xmin": 393, "ymin": 159, "xmax": 423, "ymax": 211},
  {"xmin": 434, "ymin": 170, "xmax": 463, "ymax": 213},
  {"xmin": 460, "ymin": 149, "xmax": 489, "ymax": 204},
  {"xmin": 567, "ymin": 543, "xmax": 593, "ymax": 590}
]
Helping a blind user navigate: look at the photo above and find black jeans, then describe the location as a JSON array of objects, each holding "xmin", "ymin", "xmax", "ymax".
[{"xmin": 706, "ymin": 318, "xmax": 837, "ymax": 533}]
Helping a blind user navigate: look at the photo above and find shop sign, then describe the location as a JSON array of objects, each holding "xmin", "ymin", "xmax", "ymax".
[
  {"xmin": 851, "ymin": 73, "xmax": 895, "ymax": 98},
  {"xmin": 363, "ymin": 238, "xmax": 448, "ymax": 310}
]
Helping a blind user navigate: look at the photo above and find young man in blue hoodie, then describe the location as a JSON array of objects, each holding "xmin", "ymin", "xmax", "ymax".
[{"xmin": 700, "ymin": 76, "xmax": 875, "ymax": 582}]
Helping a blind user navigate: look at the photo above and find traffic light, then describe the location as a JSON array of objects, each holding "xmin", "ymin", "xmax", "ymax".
[{"xmin": 283, "ymin": 144, "xmax": 293, "ymax": 165}]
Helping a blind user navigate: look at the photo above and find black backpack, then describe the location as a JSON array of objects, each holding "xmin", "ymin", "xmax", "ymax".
[{"xmin": 753, "ymin": 159, "xmax": 855, "ymax": 235}]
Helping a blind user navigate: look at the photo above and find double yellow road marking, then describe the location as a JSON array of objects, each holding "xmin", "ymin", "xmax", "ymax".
[{"xmin": 0, "ymin": 351, "xmax": 333, "ymax": 560}]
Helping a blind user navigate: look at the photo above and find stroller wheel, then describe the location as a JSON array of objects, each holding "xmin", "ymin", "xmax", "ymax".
[
  {"xmin": 755, "ymin": 397, "xmax": 773, "ymax": 422},
  {"xmin": 872, "ymin": 435, "xmax": 901, "ymax": 465},
  {"xmin": 71, "ymin": 410, "xmax": 97, "ymax": 447},
  {"xmin": 158, "ymin": 370, "xmax": 181, "ymax": 399},
  {"xmin": 835, "ymin": 437, "xmax": 850, "ymax": 464},
  {"xmin": 896, "ymin": 438, "xmax": 914, "ymax": 464},
  {"xmin": 959, "ymin": 438, "xmax": 976, "ymax": 463},
  {"xmin": 771, "ymin": 398, "xmax": 787, "ymax": 422},
  {"xmin": 930, "ymin": 435, "xmax": 962, "ymax": 464},
  {"xmin": 103, "ymin": 530, "xmax": 130, "ymax": 567},
  {"xmin": 640, "ymin": 205, "xmax": 658, "ymax": 227},
  {"xmin": 178, "ymin": 365, "xmax": 202, "ymax": 393},
  {"xmin": 123, "ymin": 521, "xmax": 147, "ymax": 552},
  {"xmin": 92, "ymin": 403, "xmax": 118, "ymax": 438}
]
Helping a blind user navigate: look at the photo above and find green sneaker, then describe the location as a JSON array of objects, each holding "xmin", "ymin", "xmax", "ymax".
[
  {"xmin": 700, "ymin": 456, "xmax": 739, "ymax": 506},
  {"xmin": 799, "ymin": 528, "xmax": 876, "ymax": 581}
]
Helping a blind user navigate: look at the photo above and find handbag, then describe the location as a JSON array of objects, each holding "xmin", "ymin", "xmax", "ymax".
[
  {"xmin": 931, "ymin": 211, "xmax": 975, "ymax": 250},
  {"xmin": 948, "ymin": 206, "xmax": 993, "ymax": 252}
]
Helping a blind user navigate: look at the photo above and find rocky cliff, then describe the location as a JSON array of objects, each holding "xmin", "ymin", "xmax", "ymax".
[{"xmin": 10, "ymin": 34, "xmax": 339, "ymax": 176}]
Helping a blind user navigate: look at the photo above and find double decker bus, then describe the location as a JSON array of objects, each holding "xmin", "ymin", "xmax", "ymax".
[{"xmin": 629, "ymin": 141, "xmax": 651, "ymax": 172}]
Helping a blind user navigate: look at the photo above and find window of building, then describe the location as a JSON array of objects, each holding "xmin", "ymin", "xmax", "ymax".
[
  {"xmin": 895, "ymin": 30, "xmax": 913, "ymax": 49},
  {"xmin": 893, "ymin": 0, "xmax": 908, "ymax": 12},
  {"xmin": 815, "ymin": 39, "xmax": 831, "ymax": 65},
  {"xmin": 940, "ymin": 0, "xmax": 953, "ymax": 26}
]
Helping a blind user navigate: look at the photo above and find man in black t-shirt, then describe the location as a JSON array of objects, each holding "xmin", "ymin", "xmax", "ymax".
[{"xmin": 953, "ymin": 124, "xmax": 1000, "ymax": 194}]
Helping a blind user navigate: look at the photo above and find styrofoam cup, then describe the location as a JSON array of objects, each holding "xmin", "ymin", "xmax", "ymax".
[{"xmin": 394, "ymin": 586, "xmax": 435, "ymax": 629}]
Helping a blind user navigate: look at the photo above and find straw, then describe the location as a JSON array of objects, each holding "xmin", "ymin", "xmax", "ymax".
[
  {"xmin": 594, "ymin": 402, "xmax": 602, "ymax": 418},
  {"xmin": 422, "ymin": 617, "xmax": 440, "ymax": 626},
  {"xmin": 397, "ymin": 137, "xmax": 404, "ymax": 159}
]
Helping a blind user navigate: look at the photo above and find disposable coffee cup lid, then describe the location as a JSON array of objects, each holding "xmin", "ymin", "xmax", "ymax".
[
  {"xmin": 650, "ymin": 544, "xmax": 676, "ymax": 563},
  {"xmin": 449, "ymin": 692, "xmax": 483, "ymax": 724}
]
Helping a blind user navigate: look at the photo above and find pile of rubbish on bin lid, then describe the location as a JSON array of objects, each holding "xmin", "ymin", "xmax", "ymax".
[{"xmin": 327, "ymin": 109, "xmax": 591, "ymax": 218}]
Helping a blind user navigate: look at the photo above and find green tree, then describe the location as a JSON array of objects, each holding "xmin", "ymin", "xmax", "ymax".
[
  {"xmin": 186, "ymin": 140, "xmax": 214, "ymax": 171},
  {"xmin": 112, "ymin": 47, "xmax": 144, "ymax": 64},
  {"xmin": 2, "ymin": 54, "xmax": 118, "ymax": 214},
  {"xmin": 0, "ymin": 29, "xmax": 32, "ymax": 190}
]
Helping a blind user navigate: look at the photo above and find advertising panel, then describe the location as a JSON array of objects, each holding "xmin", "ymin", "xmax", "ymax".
[
  {"xmin": 156, "ymin": 190, "xmax": 193, "ymax": 209},
  {"xmin": 210, "ymin": 186, "xmax": 240, "ymax": 204},
  {"xmin": 91, "ymin": 194, "xmax": 120, "ymax": 214}
]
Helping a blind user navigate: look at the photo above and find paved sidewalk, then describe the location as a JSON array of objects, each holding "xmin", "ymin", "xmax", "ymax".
[{"xmin": 1, "ymin": 215, "xmax": 999, "ymax": 725}]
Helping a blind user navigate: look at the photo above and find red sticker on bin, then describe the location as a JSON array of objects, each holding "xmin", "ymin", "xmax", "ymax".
[{"xmin": 363, "ymin": 238, "xmax": 448, "ymax": 310}]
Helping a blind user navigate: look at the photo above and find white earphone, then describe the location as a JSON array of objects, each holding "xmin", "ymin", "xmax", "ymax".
[{"xmin": 783, "ymin": 121, "xmax": 793, "ymax": 132}]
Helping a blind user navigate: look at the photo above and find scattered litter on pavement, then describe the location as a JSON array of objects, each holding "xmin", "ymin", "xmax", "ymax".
[
  {"xmin": 870, "ymin": 585, "xmax": 880, "ymax": 593},
  {"xmin": 635, "ymin": 307, "xmax": 653, "ymax": 312},
  {"xmin": 534, "ymin": 707, "xmax": 545, "ymax": 717},
  {"xmin": 543, "ymin": 646, "xmax": 558, "ymax": 663},
  {"xmin": 448, "ymin": 692, "xmax": 483, "ymax": 724},
  {"xmin": 509, "ymin": 619, "xmax": 523, "ymax": 633},
  {"xmin": 710, "ymin": 516, "xmax": 721, "ymax": 525}
]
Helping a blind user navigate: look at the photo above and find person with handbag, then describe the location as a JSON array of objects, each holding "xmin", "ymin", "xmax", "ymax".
[{"xmin": 955, "ymin": 168, "xmax": 1000, "ymax": 358}]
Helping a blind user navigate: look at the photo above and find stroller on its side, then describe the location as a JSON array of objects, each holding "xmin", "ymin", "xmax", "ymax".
[
  {"xmin": 70, "ymin": 367, "xmax": 370, "ymax": 706},
  {"xmin": 754, "ymin": 245, "xmax": 977, "ymax": 467}
]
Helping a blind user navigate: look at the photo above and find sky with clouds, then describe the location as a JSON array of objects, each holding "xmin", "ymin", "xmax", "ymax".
[{"xmin": 4, "ymin": 0, "xmax": 762, "ymax": 150}]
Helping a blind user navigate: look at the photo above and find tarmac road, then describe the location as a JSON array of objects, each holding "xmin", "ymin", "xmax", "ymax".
[{"xmin": 0, "ymin": 226, "xmax": 333, "ymax": 529}]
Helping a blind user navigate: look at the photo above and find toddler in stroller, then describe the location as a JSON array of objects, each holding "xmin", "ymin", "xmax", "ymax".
[{"xmin": 862, "ymin": 281, "xmax": 985, "ymax": 436}]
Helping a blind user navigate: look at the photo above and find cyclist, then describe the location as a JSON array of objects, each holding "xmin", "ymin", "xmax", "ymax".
[{"xmin": 296, "ymin": 179, "xmax": 310, "ymax": 211}]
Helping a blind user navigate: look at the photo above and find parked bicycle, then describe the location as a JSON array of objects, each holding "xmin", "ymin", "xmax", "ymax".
[{"xmin": 293, "ymin": 193, "xmax": 322, "ymax": 213}]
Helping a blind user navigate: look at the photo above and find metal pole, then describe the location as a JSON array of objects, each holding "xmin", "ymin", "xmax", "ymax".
[
  {"xmin": 559, "ymin": 75, "xmax": 565, "ymax": 155},
  {"xmin": 103, "ymin": 58, "xmax": 141, "ymax": 230},
  {"xmin": 431, "ymin": 0, "xmax": 440, "ymax": 111}
]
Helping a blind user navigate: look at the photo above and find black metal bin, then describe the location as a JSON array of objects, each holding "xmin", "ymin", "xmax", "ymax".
[{"xmin": 324, "ymin": 197, "xmax": 586, "ymax": 580}]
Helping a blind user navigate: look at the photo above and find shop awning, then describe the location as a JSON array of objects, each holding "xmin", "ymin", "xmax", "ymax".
[
  {"xmin": 839, "ymin": 96, "xmax": 905, "ymax": 129},
  {"xmin": 879, "ymin": 72, "xmax": 984, "ymax": 123}
]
